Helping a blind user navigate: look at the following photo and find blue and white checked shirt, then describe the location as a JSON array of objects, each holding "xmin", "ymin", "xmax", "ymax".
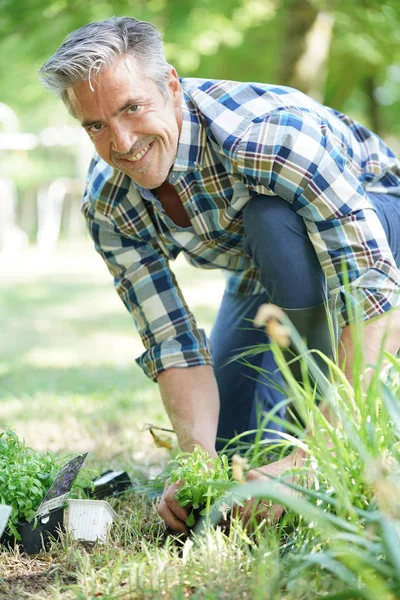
[{"xmin": 82, "ymin": 79, "xmax": 400, "ymax": 380}]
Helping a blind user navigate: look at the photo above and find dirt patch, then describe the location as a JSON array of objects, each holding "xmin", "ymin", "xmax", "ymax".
[
  {"xmin": 0, "ymin": 569, "xmax": 76, "ymax": 599},
  {"xmin": 0, "ymin": 555, "xmax": 75, "ymax": 599}
]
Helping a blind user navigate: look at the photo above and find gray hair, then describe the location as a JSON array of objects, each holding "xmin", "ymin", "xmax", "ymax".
[{"xmin": 40, "ymin": 17, "xmax": 170, "ymax": 112}]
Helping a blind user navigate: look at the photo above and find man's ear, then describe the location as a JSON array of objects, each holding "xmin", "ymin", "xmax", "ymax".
[{"xmin": 168, "ymin": 67, "xmax": 182, "ymax": 106}]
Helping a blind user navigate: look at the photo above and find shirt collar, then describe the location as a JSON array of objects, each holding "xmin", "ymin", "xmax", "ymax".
[{"xmin": 171, "ymin": 90, "xmax": 206, "ymax": 173}]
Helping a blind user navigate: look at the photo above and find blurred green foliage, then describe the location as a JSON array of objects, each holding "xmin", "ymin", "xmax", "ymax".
[{"xmin": 1, "ymin": 0, "xmax": 399, "ymax": 134}]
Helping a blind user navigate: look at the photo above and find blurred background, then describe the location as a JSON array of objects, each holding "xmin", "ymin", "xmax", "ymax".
[
  {"xmin": 1, "ymin": 0, "xmax": 400, "ymax": 255},
  {"xmin": 0, "ymin": 0, "xmax": 399, "ymax": 458}
]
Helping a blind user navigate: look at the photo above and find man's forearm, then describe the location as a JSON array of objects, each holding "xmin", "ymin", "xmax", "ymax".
[
  {"xmin": 157, "ymin": 365, "xmax": 220, "ymax": 455},
  {"xmin": 319, "ymin": 308, "xmax": 400, "ymax": 429},
  {"xmin": 295, "ymin": 308, "xmax": 400, "ymax": 453},
  {"xmin": 338, "ymin": 308, "xmax": 400, "ymax": 388}
]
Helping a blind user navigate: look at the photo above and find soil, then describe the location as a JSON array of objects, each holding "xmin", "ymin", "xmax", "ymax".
[{"xmin": 0, "ymin": 566, "xmax": 75, "ymax": 599}]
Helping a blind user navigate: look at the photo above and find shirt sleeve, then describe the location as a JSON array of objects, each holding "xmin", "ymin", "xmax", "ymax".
[
  {"xmin": 81, "ymin": 198, "xmax": 213, "ymax": 381},
  {"xmin": 236, "ymin": 108, "xmax": 400, "ymax": 327}
]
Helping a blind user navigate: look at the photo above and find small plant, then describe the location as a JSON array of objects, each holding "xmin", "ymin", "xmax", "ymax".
[
  {"xmin": 170, "ymin": 446, "xmax": 233, "ymax": 527},
  {"xmin": 0, "ymin": 428, "xmax": 93, "ymax": 538}
]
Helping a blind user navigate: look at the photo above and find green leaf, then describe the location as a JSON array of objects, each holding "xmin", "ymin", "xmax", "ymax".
[
  {"xmin": 171, "ymin": 446, "xmax": 232, "ymax": 513},
  {"xmin": 186, "ymin": 512, "xmax": 196, "ymax": 527}
]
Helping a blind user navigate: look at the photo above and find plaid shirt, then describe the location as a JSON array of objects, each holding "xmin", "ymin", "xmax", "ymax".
[{"xmin": 82, "ymin": 79, "xmax": 400, "ymax": 381}]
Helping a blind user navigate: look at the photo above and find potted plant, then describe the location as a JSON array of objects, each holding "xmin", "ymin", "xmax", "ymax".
[{"xmin": 0, "ymin": 429, "xmax": 93, "ymax": 554}]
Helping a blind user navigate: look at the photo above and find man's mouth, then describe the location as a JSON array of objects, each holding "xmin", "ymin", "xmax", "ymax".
[{"xmin": 117, "ymin": 142, "xmax": 153, "ymax": 164}]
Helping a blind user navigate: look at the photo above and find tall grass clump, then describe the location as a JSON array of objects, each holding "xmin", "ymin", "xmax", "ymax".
[{"xmin": 199, "ymin": 303, "xmax": 400, "ymax": 599}]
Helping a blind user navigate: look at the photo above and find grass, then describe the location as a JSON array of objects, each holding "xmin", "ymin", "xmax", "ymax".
[{"xmin": 0, "ymin": 237, "xmax": 399, "ymax": 599}]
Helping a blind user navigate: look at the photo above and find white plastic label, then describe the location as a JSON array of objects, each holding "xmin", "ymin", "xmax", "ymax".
[{"xmin": 0, "ymin": 505, "xmax": 12, "ymax": 537}]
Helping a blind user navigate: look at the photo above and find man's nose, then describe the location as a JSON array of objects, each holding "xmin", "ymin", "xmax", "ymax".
[{"xmin": 111, "ymin": 125, "xmax": 136, "ymax": 155}]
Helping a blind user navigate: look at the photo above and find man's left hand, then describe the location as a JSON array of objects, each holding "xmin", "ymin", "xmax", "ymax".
[{"xmin": 234, "ymin": 448, "xmax": 308, "ymax": 527}]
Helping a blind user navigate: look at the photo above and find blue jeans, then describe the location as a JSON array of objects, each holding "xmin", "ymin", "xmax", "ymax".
[{"xmin": 211, "ymin": 193, "xmax": 400, "ymax": 448}]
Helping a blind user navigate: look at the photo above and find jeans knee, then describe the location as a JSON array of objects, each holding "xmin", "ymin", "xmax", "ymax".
[
  {"xmin": 243, "ymin": 195, "xmax": 325, "ymax": 307},
  {"xmin": 243, "ymin": 195, "xmax": 308, "ymax": 257}
]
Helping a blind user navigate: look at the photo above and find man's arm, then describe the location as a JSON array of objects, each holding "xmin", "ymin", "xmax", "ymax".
[
  {"xmin": 241, "ymin": 307, "xmax": 400, "ymax": 526},
  {"xmin": 83, "ymin": 179, "xmax": 220, "ymax": 532},
  {"xmin": 157, "ymin": 365, "xmax": 220, "ymax": 533},
  {"xmin": 82, "ymin": 162, "xmax": 214, "ymax": 384},
  {"xmin": 233, "ymin": 110, "xmax": 399, "ymax": 523},
  {"xmin": 237, "ymin": 111, "xmax": 400, "ymax": 328},
  {"xmin": 157, "ymin": 365, "xmax": 219, "ymax": 455},
  {"xmin": 338, "ymin": 310, "xmax": 400, "ymax": 389}
]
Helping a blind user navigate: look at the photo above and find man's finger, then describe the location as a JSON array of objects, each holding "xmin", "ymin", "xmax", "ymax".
[
  {"xmin": 163, "ymin": 481, "xmax": 190, "ymax": 522},
  {"xmin": 233, "ymin": 498, "xmax": 260, "ymax": 525},
  {"xmin": 158, "ymin": 499, "xmax": 189, "ymax": 535},
  {"xmin": 233, "ymin": 498, "xmax": 284, "ymax": 530}
]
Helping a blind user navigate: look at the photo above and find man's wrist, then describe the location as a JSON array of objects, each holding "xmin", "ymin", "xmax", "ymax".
[{"xmin": 177, "ymin": 435, "xmax": 216, "ymax": 456}]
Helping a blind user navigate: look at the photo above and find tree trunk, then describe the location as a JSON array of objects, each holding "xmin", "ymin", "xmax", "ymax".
[
  {"xmin": 365, "ymin": 74, "xmax": 383, "ymax": 137},
  {"xmin": 279, "ymin": 0, "xmax": 335, "ymax": 102}
]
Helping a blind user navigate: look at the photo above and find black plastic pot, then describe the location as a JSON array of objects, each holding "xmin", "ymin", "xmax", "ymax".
[
  {"xmin": 86, "ymin": 470, "xmax": 132, "ymax": 499},
  {"xmin": 0, "ymin": 508, "xmax": 64, "ymax": 554}
]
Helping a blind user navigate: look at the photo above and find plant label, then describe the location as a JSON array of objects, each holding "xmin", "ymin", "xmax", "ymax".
[
  {"xmin": 0, "ymin": 505, "xmax": 12, "ymax": 537},
  {"xmin": 35, "ymin": 453, "xmax": 88, "ymax": 517}
]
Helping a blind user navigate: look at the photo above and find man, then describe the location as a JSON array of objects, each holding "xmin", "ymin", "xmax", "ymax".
[{"xmin": 40, "ymin": 17, "xmax": 400, "ymax": 534}]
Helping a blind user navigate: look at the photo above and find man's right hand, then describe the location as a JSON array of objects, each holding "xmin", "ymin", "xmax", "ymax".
[{"xmin": 158, "ymin": 478, "xmax": 190, "ymax": 535}]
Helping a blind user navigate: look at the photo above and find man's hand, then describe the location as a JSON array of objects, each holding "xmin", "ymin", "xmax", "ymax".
[
  {"xmin": 158, "ymin": 449, "xmax": 309, "ymax": 533},
  {"xmin": 158, "ymin": 479, "xmax": 190, "ymax": 535},
  {"xmin": 234, "ymin": 448, "xmax": 308, "ymax": 527}
]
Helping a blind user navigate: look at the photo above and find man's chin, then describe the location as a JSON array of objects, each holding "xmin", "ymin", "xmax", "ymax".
[
  {"xmin": 131, "ymin": 173, "xmax": 165, "ymax": 189},
  {"xmin": 108, "ymin": 155, "xmax": 170, "ymax": 188},
  {"xmin": 119, "ymin": 168, "xmax": 167, "ymax": 189}
]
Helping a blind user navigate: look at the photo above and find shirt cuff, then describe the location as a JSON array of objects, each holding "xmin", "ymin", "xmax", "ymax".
[
  {"xmin": 136, "ymin": 329, "xmax": 214, "ymax": 381},
  {"xmin": 337, "ymin": 257, "xmax": 400, "ymax": 327}
]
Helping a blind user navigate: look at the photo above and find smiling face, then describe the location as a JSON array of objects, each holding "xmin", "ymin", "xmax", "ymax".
[{"xmin": 68, "ymin": 56, "xmax": 183, "ymax": 189}]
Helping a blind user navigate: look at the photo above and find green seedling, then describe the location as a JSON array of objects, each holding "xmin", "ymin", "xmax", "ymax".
[
  {"xmin": 170, "ymin": 445, "xmax": 232, "ymax": 527},
  {"xmin": 0, "ymin": 428, "xmax": 94, "ymax": 538}
]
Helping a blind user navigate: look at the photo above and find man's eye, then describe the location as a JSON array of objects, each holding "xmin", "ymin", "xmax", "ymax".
[
  {"xmin": 128, "ymin": 105, "xmax": 140, "ymax": 114},
  {"xmin": 88, "ymin": 124, "xmax": 104, "ymax": 133}
]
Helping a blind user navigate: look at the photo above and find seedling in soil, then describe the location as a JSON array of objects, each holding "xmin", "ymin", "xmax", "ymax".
[
  {"xmin": 0, "ymin": 428, "xmax": 94, "ymax": 540},
  {"xmin": 170, "ymin": 446, "xmax": 233, "ymax": 527}
]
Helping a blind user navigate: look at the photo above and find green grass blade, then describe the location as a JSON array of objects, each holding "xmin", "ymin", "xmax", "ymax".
[
  {"xmin": 380, "ymin": 517, "xmax": 400, "ymax": 576},
  {"xmin": 381, "ymin": 383, "xmax": 400, "ymax": 438},
  {"xmin": 293, "ymin": 552, "xmax": 360, "ymax": 589},
  {"xmin": 201, "ymin": 480, "xmax": 361, "ymax": 534}
]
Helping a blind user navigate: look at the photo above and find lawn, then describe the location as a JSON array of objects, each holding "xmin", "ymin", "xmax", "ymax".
[
  {"xmin": 0, "ymin": 237, "xmax": 399, "ymax": 599},
  {"xmin": 0, "ymin": 238, "xmax": 223, "ymax": 455}
]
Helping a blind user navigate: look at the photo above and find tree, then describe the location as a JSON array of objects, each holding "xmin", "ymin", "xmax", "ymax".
[{"xmin": 0, "ymin": 0, "xmax": 399, "ymax": 136}]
